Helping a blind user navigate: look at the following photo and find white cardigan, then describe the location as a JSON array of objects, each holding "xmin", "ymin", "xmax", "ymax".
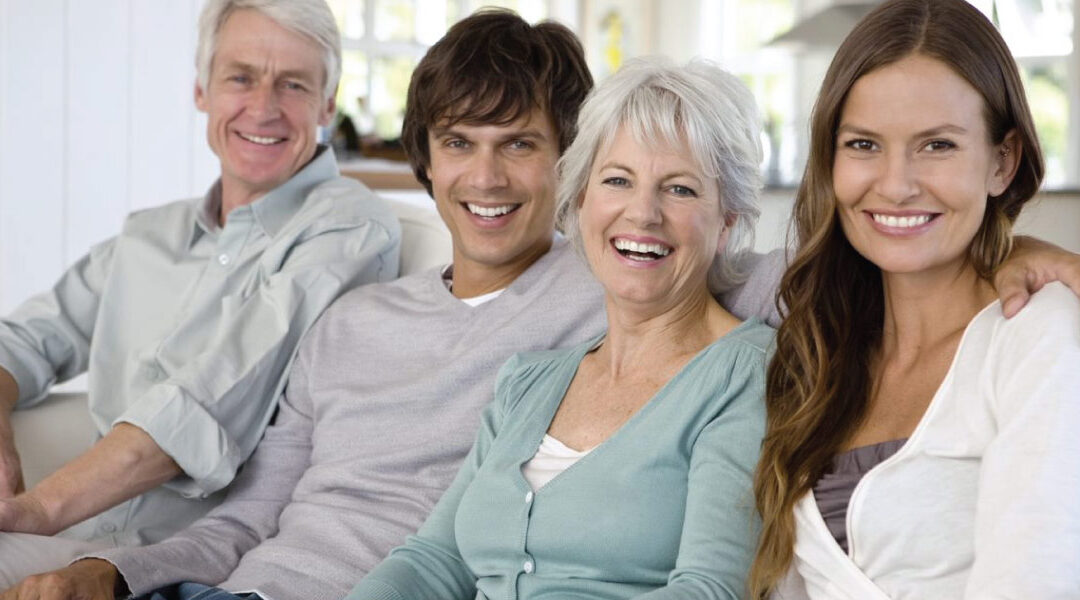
[{"xmin": 775, "ymin": 282, "xmax": 1080, "ymax": 600}]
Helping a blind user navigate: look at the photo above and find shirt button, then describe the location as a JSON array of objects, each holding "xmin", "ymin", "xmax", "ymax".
[
  {"xmin": 523, "ymin": 560, "xmax": 534, "ymax": 574},
  {"xmin": 218, "ymin": 253, "xmax": 230, "ymax": 265},
  {"xmin": 524, "ymin": 491, "xmax": 534, "ymax": 504},
  {"xmin": 101, "ymin": 523, "xmax": 117, "ymax": 533}
]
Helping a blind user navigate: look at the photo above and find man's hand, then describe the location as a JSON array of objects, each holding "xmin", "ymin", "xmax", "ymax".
[
  {"xmin": 995, "ymin": 236, "xmax": 1080, "ymax": 318},
  {"xmin": 0, "ymin": 559, "xmax": 120, "ymax": 600}
]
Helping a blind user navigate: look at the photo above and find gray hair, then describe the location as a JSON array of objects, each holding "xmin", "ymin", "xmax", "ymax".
[
  {"xmin": 556, "ymin": 57, "xmax": 763, "ymax": 294},
  {"xmin": 196, "ymin": 0, "xmax": 342, "ymax": 100}
]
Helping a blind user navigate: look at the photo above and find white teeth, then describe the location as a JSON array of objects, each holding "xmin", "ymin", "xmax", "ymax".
[
  {"xmin": 239, "ymin": 133, "xmax": 284, "ymax": 145},
  {"xmin": 466, "ymin": 203, "xmax": 516, "ymax": 217},
  {"xmin": 613, "ymin": 238, "xmax": 672, "ymax": 257},
  {"xmin": 872, "ymin": 213, "xmax": 932, "ymax": 228}
]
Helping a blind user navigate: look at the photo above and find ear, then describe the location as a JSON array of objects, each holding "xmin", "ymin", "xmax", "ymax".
[
  {"xmin": 988, "ymin": 129, "xmax": 1021, "ymax": 197},
  {"xmin": 194, "ymin": 81, "xmax": 208, "ymax": 113},
  {"xmin": 318, "ymin": 86, "xmax": 338, "ymax": 127},
  {"xmin": 716, "ymin": 214, "xmax": 737, "ymax": 255}
]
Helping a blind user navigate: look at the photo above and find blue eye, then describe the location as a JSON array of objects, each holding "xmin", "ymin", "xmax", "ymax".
[
  {"xmin": 601, "ymin": 176, "xmax": 629, "ymax": 187},
  {"xmin": 669, "ymin": 185, "xmax": 698, "ymax": 197},
  {"xmin": 445, "ymin": 139, "xmax": 469, "ymax": 149},
  {"xmin": 507, "ymin": 140, "xmax": 535, "ymax": 151}
]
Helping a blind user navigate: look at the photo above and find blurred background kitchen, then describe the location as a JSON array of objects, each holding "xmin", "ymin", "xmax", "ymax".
[{"xmin": 1, "ymin": 0, "xmax": 1078, "ymax": 314}]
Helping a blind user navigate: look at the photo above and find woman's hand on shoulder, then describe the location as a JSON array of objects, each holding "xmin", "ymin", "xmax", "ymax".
[{"xmin": 994, "ymin": 236, "xmax": 1080, "ymax": 318}]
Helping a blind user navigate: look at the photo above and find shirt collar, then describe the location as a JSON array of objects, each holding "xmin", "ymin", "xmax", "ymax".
[{"xmin": 189, "ymin": 145, "xmax": 339, "ymax": 246}]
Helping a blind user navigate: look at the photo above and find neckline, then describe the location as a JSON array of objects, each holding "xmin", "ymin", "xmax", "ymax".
[
  {"xmin": 517, "ymin": 317, "xmax": 764, "ymax": 496},
  {"xmin": 838, "ymin": 297, "xmax": 999, "ymax": 559}
]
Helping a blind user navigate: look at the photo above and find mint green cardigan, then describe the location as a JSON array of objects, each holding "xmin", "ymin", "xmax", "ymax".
[{"xmin": 347, "ymin": 319, "xmax": 771, "ymax": 600}]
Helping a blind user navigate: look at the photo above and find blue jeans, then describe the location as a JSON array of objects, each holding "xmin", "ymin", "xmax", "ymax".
[{"xmin": 134, "ymin": 582, "xmax": 263, "ymax": 600}]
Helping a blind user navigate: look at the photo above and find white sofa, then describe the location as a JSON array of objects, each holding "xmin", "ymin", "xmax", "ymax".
[{"xmin": 12, "ymin": 195, "xmax": 452, "ymax": 488}]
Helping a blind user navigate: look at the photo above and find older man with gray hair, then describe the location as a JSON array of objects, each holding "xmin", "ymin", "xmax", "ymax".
[{"xmin": 0, "ymin": 0, "xmax": 400, "ymax": 586}]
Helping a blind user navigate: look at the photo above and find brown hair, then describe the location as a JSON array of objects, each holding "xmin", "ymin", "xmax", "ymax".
[
  {"xmin": 401, "ymin": 8, "xmax": 593, "ymax": 196},
  {"xmin": 749, "ymin": 0, "xmax": 1044, "ymax": 596}
]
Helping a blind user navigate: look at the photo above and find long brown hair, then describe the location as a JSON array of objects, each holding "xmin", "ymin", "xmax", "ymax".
[{"xmin": 748, "ymin": 0, "xmax": 1044, "ymax": 595}]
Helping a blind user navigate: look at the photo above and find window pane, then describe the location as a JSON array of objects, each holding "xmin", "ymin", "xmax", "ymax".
[
  {"xmin": 465, "ymin": 0, "xmax": 547, "ymax": 22},
  {"xmin": 1022, "ymin": 61, "xmax": 1070, "ymax": 187},
  {"xmin": 376, "ymin": 0, "xmax": 417, "ymax": 42},
  {"xmin": 372, "ymin": 55, "xmax": 417, "ymax": 139},
  {"xmin": 415, "ymin": 0, "xmax": 451, "ymax": 45},
  {"xmin": 337, "ymin": 49, "xmax": 370, "ymax": 124},
  {"xmin": 972, "ymin": 0, "xmax": 1073, "ymax": 57},
  {"xmin": 327, "ymin": 0, "xmax": 366, "ymax": 39}
]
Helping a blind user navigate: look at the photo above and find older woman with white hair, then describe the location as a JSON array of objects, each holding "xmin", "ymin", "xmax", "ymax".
[{"xmin": 346, "ymin": 56, "xmax": 771, "ymax": 600}]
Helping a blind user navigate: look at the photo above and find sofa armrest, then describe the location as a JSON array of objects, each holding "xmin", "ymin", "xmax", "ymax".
[{"xmin": 11, "ymin": 393, "xmax": 96, "ymax": 488}]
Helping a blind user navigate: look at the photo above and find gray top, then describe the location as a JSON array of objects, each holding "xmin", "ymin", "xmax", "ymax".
[
  {"xmin": 813, "ymin": 438, "xmax": 907, "ymax": 553},
  {"xmin": 90, "ymin": 242, "xmax": 784, "ymax": 600},
  {"xmin": 0, "ymin": 147, "xmax": 401, "ymax": 544}
]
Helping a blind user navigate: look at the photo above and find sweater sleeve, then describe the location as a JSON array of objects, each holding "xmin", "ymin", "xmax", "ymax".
[
  {"xmin": 344, "ymin": 355, "xmax": 523, "ymax": 600},
  {"xmin": 964, "ymin": 282, "xmax": 1080, "ymax": 599},
  {"xmin": 636, "ymin": 345, "xmax": 767, "ymax": 600},
  {"xmin": 82, "ymin": 339, "xmax": 318, "ymax": 595}
]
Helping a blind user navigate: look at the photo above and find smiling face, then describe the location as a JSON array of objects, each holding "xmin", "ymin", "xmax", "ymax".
[
  {"xmin": 426, "ymin": 107, "xmax": 560, "ymax": 293},
  {"xmin": 580, "ymin": 125, "xmax": 727, "ymax": 312},
  {"xmin": 833, "ymin": 53, "xmax": 1017, "ymax": 280},
  {"xmin": 196, "ymin": 9, "xmax": 335, "ymax": 208}
]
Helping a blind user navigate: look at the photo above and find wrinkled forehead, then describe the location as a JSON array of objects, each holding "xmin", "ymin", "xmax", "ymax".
[{"xmin": 594, "ymin": 115, "xmax": 714, "ymax": 179}]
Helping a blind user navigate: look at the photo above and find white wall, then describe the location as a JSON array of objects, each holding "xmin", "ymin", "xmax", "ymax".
[
  {"xmin": 1, "ymin": 0, "xmax": 1078, "ymax": 315},
  {"xmin": 0, "ymin": 0, "xmax": 218, "ymax": 313}
]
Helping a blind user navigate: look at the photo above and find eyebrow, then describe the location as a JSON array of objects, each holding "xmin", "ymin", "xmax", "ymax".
[
  {"xmin": 597, "ymin": 161, "xmax": 704, "ymax": 183},
  {"xmin": 430, "ymin": 126, "xmax": 550, "ymax": 143},
  {"xmin": 836, "ymin": 123, "xmax": 970, "ymax": 137},
  {"xmin": 220, "ymin": 61, "xmax": 319, "ymax": 83}
]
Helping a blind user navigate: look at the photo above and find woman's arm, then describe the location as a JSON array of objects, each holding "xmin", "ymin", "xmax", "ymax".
[
  {"xmin": 966, "ymin": 283, "xmax": 1080, "ymax": 599},
  {"xmin": 636, "ymin": 352, "xmax": 768, "ymax": 600}
]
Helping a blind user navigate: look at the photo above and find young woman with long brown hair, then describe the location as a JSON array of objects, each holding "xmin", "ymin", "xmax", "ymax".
[{"xmin": 750, "ymin": 0, "xmax": 1080, "ymax": 598}]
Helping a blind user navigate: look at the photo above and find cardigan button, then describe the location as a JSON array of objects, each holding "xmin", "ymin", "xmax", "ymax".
[
  {"xmin": 523, "ymin": 560, "xmax": 534, "ymax": 574},
  {"xmin": 524, "ymin": 491, "xmax": 534, "ymax": 504}
]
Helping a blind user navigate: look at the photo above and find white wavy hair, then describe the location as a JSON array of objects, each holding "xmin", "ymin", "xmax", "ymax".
[
  {"xmin": 555, "ymin": 56, "xmax": 763, "ymax": 294},
  {"xmin": 196, "ymin": 0, "xmax": 342, "ymax": 100}
]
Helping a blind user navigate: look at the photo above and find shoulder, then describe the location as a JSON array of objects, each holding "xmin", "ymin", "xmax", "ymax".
[
  {"xmin": 122, "ymin": 197, "xmax": 197, "ymax": 229},
  {"xmin": 690, "ymin": 320, "xmax": 773, "ymax": 416},
  {"xmin": 975, "ymin": 282, "xmax": 1080, "ymax": 353},
  {"xmin": 289, "ymin": 176, "xmax": 401, "ymax": 241},
  {"xmin": 493, "ymin": 337, "xmax": 598, "ymax": 413},
  {"xmin": 704, "ymin": 319, "xmax": 774, "ymax": 380}
]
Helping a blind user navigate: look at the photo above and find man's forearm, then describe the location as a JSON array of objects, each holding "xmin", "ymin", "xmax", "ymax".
[
  {"xmin": 0, "ymin": 368, "xmax": 23, "ymax": 497},
  {"xmin": 12, "ymin": 423, "xmax": 181, "ymax": 535},
  {"xmin": 0, "ymin": 368, "xmax": 17, "ymax": 415}
]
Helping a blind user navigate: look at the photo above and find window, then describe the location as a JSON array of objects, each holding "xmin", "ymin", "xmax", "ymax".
[{"xmin": 326, "ymin": 0, "xmax": 555, "ymax": 142}]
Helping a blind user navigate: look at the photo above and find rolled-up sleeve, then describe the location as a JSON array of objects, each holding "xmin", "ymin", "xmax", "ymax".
[
  {"xmin": 0, "ymin": 238, "xmax": 115, "ymax": 408},
  {"xmin": 116, "ymin": 209, "xmax": 400, "ymax": 498}
]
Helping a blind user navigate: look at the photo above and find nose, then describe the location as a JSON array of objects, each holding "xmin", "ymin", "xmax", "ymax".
[
  {"xmin": 624, "ymin": 188, "xmax": 662, "ymax": 228},
  {"xmin": 872, "ymin": 150, "xmax": 919, "ymax": 204},
  {"xmin": 464, "ymin": 148, "xmax": 509, "ymax": 191},
  {"xmin": 247, "ymin": 81, "xmax": 282, "ymax": 122}
]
